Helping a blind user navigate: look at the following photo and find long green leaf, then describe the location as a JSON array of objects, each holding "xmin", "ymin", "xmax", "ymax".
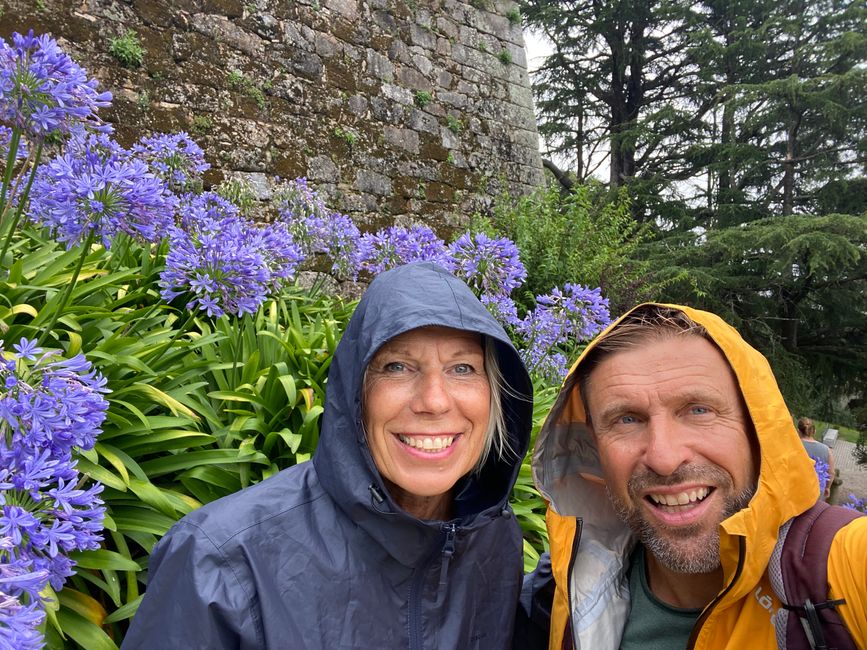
[
  {"xmin": 55, "ymin": 607, "xmax": 118, "ymax": 650},
  {"xmin": 69, "ymin": 549, "xmax": 141, "ymax": 572}
]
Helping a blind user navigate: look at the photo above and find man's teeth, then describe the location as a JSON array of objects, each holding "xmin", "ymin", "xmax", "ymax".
[
  {"xmin": 649, "ymin": 487, "xmax": 710, "ymax": 506},
  {"xmin": 398, "ymin": 435, "xmax": 455, "ymax": 452}
]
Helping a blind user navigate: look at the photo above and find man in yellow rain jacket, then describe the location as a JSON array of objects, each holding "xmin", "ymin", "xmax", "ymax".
[{"xmin": 526, "ymin": 304, "xmax": 866, "ymax": 650}]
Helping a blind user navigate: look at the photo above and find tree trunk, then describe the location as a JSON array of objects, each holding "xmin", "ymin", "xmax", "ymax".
[{"xmin": 782, "ymin": 111, "xmax": 802, "ymax": 216}]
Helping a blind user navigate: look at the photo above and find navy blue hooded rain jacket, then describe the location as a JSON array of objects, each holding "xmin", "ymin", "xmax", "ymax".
[{"xmin": 122, "ymin": 262, "xmax": 533, "ymax": 649}]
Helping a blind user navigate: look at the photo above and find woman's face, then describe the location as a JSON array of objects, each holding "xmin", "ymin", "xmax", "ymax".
[{"xmin": 363, "ymin": 326, "xmax": 491, "ymax": 518}]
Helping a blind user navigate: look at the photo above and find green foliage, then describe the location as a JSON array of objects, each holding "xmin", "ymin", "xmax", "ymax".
[
  {"xmin": 513, "ymin": 381, "xmax": 557, "ymax": 570},
  {"xmin": 0, "ymin": 222, "xmax": 353, "ymax": 647},
  {"xmin": 191, "ymin": 115, "xmax": 213, "ymax": 135},
  {"xmin": 333, "ymin": 125, "xmax": 358, "ymax": 148},
  {"xmin": 414, "ymin": 90, "xmax": 433, "ymax": 108},
  {"xmin": 498, "ymin": 49, "xmax": 513, "ymax": 65},
  {"xmin": 215, "ymin": 177, "xmax": 256, "ymax": 216},
  {"xmin": 644, "ymin": 212, "xmax": 867, "ymax": 419},
  {"xmin": 855, "ymin": 431, "xmax": 867, "ymax": 466},
  {"xmin": 228, "ymin": 69, "xmax": 266, "ymax": 109},
  {"xmin": 506, "ymin": 8, "xmax": 522, "ymax": 25},
  {"xmin": 473, "ymin": 182, "xmax": 657, "ymax": 313},
  {"xmin": 446, "ymin": 114, "xmax": 464, "ymax": 134},
  {"xmin": 109, "ymin": 31, "xmax": 144, "ymax": 69}
]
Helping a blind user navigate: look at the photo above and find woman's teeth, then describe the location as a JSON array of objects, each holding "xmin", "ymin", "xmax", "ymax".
[{"xmin": 398, "ymin": 435, "xmax": 455, "ymax": 452}]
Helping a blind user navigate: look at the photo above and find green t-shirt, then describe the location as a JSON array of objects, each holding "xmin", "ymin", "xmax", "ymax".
[{"xmin": 619, "ymin": 546, "xmax": 701, "ymax": 650}]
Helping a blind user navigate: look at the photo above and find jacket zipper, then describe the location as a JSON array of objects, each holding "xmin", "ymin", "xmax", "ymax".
[
  {"xmin": 409, "ymin": 524, "xmax": 459, "ymax": 650},
  {"xmin": 564, "ymin": 518, "xmax": 584, "ymax": 650},
  {"xmin": 686, "ymin": 537, "xmax": 747, "ymax": 650}
]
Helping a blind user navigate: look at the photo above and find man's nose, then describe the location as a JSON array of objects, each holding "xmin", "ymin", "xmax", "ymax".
[
  {"xmin": 411, "ymin": 371, "xmax": 451, "ymax": 414},
  {"xmin": 642, "ymin": 417, "xmax": 692, "ymax": 476}
]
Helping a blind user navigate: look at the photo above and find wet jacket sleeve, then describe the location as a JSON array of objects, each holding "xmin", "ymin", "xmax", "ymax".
[
  {"xmin": 514, "ymin": 552, "xmax": 554, "ymax": 650},
  {"xmin": 121, "ymin": 520, "xmax": 260, "ymax": 649}
]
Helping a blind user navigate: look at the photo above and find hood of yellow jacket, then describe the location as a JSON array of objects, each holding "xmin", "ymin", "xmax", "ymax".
[{"xmin": 533, "ymin": 303, "xmax": 819, "ymax": 607}]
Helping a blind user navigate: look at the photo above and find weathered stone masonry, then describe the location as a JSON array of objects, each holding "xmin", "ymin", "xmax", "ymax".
[{"xmin": 1, "ymin": 0, "xmax": 544, "ymax": 236}]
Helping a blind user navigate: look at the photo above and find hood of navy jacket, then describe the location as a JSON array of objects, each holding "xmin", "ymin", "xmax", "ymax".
[{"xmin": 312, "ymin": 262, "xmax": 533, "ymax": 566}]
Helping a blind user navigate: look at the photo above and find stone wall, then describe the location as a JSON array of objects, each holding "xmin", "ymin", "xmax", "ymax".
[{"xmin": 0, "ymin": 0, "xmax": 544, "ymax": 236}]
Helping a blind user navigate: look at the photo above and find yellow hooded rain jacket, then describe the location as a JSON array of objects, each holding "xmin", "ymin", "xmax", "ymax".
[{"xmin": 533, "ymin": 304, "xmax": 867, "ymax": 650}]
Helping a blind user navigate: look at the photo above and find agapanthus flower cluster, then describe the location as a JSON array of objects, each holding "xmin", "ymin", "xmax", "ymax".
[
  {"xmin": 0, "ymin": 339, "xmax": 108, "ymax": 648},
  {"xmin": 360, "ymin": 224, "xmax": 451, "ymax": 274},
  {"xmin": 516, "ymin": 284, "xmax": 611, "ymax": 382},
  {"xmin": 256, "ymin": 221, "xmax": 305, "ymax": 292},
  {"xmin": 0, "ymin": 30, "xmax": 111, "ymax": 139},
  {"xmin": 274, "ymin": 177, "xmax": 332, "ymax": 226},
  {"xmin": 842, "ymin": 493, "xmax": 867, "ymax": 514},
  {"xmin": 132, "ymin": 131, "xmax": 209, "ymax": 193},
  {"xmin": 0, "ymin": 126, "xmax": 26, "ymax": 161},
  {"xmin": 161, "ymin": 193, "xmax": 295, "ymax": 317},
  {"xmin": 448, "ymin": 232, "xmax": 526, "ymax": 298},
  {"xmin": 276, "ymin": 179, "xmax": 368, "ymax": 280},
  {"xmin": 811, "ymin": 457, "xmax": 831, "ymax": 498},
  {"xmin": 27, "ymin": 132, "xmax": 176, "ymax": 248}
]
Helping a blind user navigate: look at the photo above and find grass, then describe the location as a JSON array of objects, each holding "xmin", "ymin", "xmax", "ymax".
[
  {"xmin": 109, "ymin": 31, "xmax": 144, "ymax": 68},
  {"xmin": 814, "ymin": 420, "xmax": 860, "ymax": 444}
]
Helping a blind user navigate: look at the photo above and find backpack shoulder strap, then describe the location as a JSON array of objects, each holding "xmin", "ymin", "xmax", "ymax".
[{"xmin": 772, "ymin": 501, "xmax": 861, "ymax": 650}]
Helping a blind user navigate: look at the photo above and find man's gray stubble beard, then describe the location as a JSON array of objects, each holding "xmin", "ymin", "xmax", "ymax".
[{"xmin": 607, "ymin": 465, "xmax": 756, "ymax": 574}]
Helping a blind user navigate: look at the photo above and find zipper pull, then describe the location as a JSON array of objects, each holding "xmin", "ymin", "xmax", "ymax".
[
  {"xmin": 435, "ymin": 524, "xmax": 458, "ymax": 606},
  {"xmin": 442, "ymin": 523, "xmax": 457, "ymax": 558}
]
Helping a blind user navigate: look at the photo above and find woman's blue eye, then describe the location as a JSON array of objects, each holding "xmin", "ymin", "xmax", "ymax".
[
  {"xmin": 453, "ymin": 363, "xmax": 475, "ymax": 375},
  {"xmin": 383, "ymin": 362, "xmax": 405, "ymax": 373}
]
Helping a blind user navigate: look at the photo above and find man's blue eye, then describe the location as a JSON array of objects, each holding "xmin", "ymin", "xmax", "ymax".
[{"xmin": 690, "ymin": 406, "xmax": 710, "ymax": 415}]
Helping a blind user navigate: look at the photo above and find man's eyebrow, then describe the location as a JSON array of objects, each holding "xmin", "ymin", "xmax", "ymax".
[{"xmin": 594, "ymin": 401, "xmax": 634, "ymax": 425}]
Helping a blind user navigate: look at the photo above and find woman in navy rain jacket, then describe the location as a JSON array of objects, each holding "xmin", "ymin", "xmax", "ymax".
[{"xmin": 122, "ymin": 262, "xmax": 533, "ymax": 649}]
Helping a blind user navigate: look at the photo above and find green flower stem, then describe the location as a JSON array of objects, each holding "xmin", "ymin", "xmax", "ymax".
[
  {"xmin": 0, "ymin": 127, "xmax": 22, "ymax": 217},
  {"xmin": 38, "ymin": 228, "xmax": 96, "ymax": 346},
  {"xmin": 0, "ymin": 141, "xmax": 43, "ymax": 267},
  {"xmin": 232, "ymin": 314, "xmax": 244, "ymax": 387}
]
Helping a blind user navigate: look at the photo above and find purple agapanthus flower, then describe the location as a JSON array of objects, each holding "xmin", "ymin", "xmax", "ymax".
[
  {"xmin": 160, "ymin": 205, "xmax": 274, "ymax": 317},
  {"xmin": 0, "ymin": 31, "xmax": 112, "ymax": 139},
  {"xmin": 276, "ymin": 179, "xmax": 367, "ymax": 281},
  {"xmin": 811, "ymin": 457, "xmax": 831, "ymax": 498},
  {"xmin": 27, "ymin": 132, "xmax": 176, "ymax": 248},
  {"xmin": 842, "ymin": 493, "xmax": 867, "ymax": 514},
  {"xmin": 448, "ymin": 232, "xmax": 526, "ymax": 297},
  {"xmin": 274, "ymin": 177, "xmax": 331, "ymax": 226},
  {"xmin": 0, "ymin": 126, "xmax": 27, "ymax": 161},
  {"xmin": 258, "ymin": 221, "xmax": 305, "ymax": 291},
  {"xmin": 516, "ymin": 284, "xmax": 611, "ymax": 383},
  {"xmin": 0, "ymin": 560, "xmax": 47, "ymax": 650},
  {"xmin": 0, "ymin": 341, "xmax": 108, "ymax": 647},
  {"xmin": 360, "ymin": 224, "xmax": 452, "ymax": 275},
  {"xmin": 132, "ymin": 131, "xmax": 209, "ymax": 193}
]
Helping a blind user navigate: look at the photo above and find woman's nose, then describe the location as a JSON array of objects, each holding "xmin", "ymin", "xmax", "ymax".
[{"xmin": 411, "ymin": 371, "xmax": 451, "ymax": 414}]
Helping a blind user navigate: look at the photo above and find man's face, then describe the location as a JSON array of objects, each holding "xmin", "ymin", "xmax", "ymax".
[{"xmin": 584, "ymin": 334, "xmax": 758, "ymax": 574}]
